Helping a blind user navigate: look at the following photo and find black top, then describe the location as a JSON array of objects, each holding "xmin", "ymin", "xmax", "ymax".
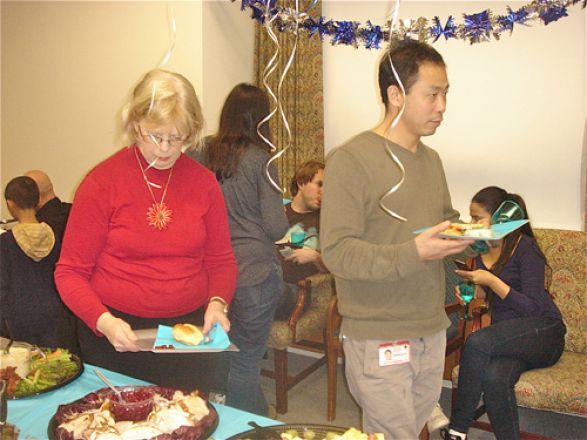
[
  {"xmin": 476, "ymin": 234, "xmax": 563, "ymax": 324},
  {"xmin": 36, "ymin": 197, "xmax": 72, "ymax": 241},
  {"xmin": 280, "ymin": 203, "xmax": 321, "ymax": 283},
  {"xmin": 0, "ymin": 231, "xmax": 64, "ymax": 346}
]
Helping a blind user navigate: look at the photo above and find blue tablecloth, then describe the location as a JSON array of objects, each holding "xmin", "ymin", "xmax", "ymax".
[{"xmin": 7, "ymin": 363, "xmax": 280, "ymax": 439}]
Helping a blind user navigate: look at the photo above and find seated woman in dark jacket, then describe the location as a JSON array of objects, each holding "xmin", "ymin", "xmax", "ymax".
[{"xmin": 442, "ymin": 186, "xmax": 565, "ymax": 440}]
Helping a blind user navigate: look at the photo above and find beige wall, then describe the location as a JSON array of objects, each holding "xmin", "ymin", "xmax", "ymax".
[
  {"xmin": 2, "ymin": 1, "xmax": 585, "ymax": 230},
  {"xmin": 202, "ymin": 1, "xmax": 255, "ymax": 135},
  {"xmin": 1, "ymin": 0, "xmax": 254, "ymax": 218},
  {"xmin": 323, "ymin": 1, "xmax": 586, "ymax": 230}
]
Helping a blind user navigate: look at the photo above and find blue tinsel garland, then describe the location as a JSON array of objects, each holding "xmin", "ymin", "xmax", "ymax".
[{"xmin": 234, "ymin": 0, "xmax": 585, "ymax": 48}]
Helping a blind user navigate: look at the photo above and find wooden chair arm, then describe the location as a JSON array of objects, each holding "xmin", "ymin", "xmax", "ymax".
[
  {"xmin": 445, "ymin": 301, "xmax": 464, "ymax": 317},
  {"xmin": 287, "ymin": 278, "xmax": 311, "ymax": 337},
  {"xmin": 286, "ymin": 273, "xmax": 335, "ymax": 341},
  {"xmin": 326, "ymin": 295, "xmax": 342, "ymax": 345},
  {"xmin": 445, "ymin": 301, "xmax": 466, "ymax": 356},
  {"xmin": 464, "ymin": 299, "xmax": 490, "ymax": 340}
]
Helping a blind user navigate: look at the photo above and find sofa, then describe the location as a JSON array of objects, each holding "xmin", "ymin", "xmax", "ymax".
[
  {"xmin": 513, "ymin": 228, "xmax": 587, "ymax": 415},
  {"xmin": 451, "ymin": 228, "xmax": 587, "ymax": 433}
]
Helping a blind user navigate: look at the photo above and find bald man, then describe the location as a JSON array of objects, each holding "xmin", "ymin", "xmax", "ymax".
[{"xmin": 24, "ymin": 170, "xmax": 72, "ymax": 241}]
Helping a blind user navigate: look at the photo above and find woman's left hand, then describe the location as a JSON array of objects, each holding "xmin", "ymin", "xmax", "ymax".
[
  {"xmin": 203, "ymin": 301, "xmax": 230, "ymax": 335},
  {"xmin": 455, "ymin": 269, "xmax": 496, "ymax": 287}
]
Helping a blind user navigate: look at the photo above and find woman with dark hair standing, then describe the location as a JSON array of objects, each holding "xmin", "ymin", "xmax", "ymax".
[
  {"xmin": 189, "ymin": 83, "xmax": 288, "ymax": 416},
  {"xmin": 442, "ymin": 186, "xmax": 565, "ymax": 440}
]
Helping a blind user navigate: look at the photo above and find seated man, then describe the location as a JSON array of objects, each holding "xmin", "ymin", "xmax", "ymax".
[
  {"xmin": 0, "ymin": 176, "xmax": 64, "ymax": 347},
  {"xmin": 274, "ymin": 160, "xmax": 327, "ymax": 320}
]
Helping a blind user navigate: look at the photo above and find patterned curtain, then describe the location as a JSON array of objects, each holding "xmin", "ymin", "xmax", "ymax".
[
  {"xmin": 254, "ymin": 0, "xmax": 324, "ymax": 197},
  {"xmin": 583, "ymin": 119, "xmax": 586, "ymax": 231}
]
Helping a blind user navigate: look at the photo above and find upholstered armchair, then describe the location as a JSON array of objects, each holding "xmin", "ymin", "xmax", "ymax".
[
  {"xmin": 262, "ymin": 273, "xmax": 335, "ymax": 415},
  {"xmin": 450, "ymin": 229, "xmax": 587, "ymax": 437}
]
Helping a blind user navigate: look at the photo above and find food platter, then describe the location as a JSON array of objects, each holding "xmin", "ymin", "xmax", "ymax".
[
  {"xmin": 6, "ymin": 350, "xmax": 83, "ymax": 400},
  {"xmin": 46, "ymin": 386, "xmax": 218, "ymax": 440},
  {"xmin": 226, "ymin": 423, "xmax": 348, "ymax": 440}
]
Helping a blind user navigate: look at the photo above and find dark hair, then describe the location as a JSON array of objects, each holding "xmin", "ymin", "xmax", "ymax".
[
  {"xmin": 471, "ymin": 186, "xmax": 551, "ymax": 305},
  {"xmin": 203, "ymin": 83, "xmax": 271, "ymax": 181},
  {"xmin": 290, "ymin": 160, "xmax": 325, "ymax": 196},
  {"xmin": 378, "ymin": 39, "xmax": 446, "ymax": 109},
  {"xmin": 4, "ymin": 176, "xmax": 40, "ymax": 209}
]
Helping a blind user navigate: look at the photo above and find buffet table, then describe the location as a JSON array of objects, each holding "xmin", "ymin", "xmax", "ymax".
[{"xmin": 7, "ymin": 363, "xmax": 281, "ymax": 439}]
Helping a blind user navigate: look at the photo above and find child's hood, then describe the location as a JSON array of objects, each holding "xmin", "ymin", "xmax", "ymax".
[{"xmin": 11, "ymin": 222, "xmax": 56, "ymax": 261}]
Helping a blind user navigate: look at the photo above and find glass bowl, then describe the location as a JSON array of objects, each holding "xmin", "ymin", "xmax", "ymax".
[
  {"xmin": 0, "ymin": 341, "xmax": 33, "ymax": 379},
  {"xmin": 105, "ymin": 386, "xmax": 155, "ymax": 422}
]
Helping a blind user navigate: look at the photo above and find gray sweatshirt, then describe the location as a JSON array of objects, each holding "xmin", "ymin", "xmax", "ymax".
[
  {"xmin": 321, "ymin": 131, "xmax": 460, "ymax": 340},
  {"xmin": 188, "ymin": 145, "xmax": 288, "ymax": 287}
]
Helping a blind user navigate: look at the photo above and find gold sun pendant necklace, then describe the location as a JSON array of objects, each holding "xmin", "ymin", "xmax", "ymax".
[{"xmin": 134, "ymin": 146, "xmax": 174, "ymax": 230}]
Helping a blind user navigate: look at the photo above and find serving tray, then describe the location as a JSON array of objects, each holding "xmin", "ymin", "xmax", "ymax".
[{"xmin": 226, "ymin": 423, "xmax": 349, "ymax": 440}]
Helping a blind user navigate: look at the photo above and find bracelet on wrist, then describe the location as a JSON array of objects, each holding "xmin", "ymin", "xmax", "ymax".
[{"xmin": 208, "ymin": 296, "xmax": 229, "ymax": 314}]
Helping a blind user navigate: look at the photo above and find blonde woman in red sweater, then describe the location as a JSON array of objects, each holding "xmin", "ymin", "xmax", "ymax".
[{"xmin": 55, "ymin": 70, "xmax": 237, "ymax": 392}]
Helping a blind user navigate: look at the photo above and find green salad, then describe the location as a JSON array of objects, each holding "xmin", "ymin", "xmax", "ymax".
[{"xmin": 14, "ymin": 348, "xmax": 79, "ymax": 396}]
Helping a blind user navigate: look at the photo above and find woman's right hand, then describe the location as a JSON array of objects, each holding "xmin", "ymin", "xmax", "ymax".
[
  {"xmin": 96, "ymin": 312, "xmax": 141, "ymax": 352},
  {"xmin": 454, "ymin": 284, "xmax": 486, "ymax": 305}
]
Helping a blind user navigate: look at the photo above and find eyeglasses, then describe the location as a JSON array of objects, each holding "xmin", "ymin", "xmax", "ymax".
[{"xmin": 139, "ymin": 126, "xmax": 186, "ymax": 147}]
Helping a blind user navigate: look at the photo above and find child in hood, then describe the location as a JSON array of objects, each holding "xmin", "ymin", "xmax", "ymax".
[{"xmin": 1, "ymin": 175, "xmax": 64, "ymax": 347}]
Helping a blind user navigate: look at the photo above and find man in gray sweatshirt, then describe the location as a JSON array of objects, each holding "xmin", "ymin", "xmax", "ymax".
[{"xmin": 321, "ymin": 40, "xmax": 473, "ymax": 438}]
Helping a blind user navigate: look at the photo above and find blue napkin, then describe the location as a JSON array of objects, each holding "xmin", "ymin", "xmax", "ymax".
[
  {"xmin": 153, "ymin": 323, "xmax": 231, "ymax": 351},
  {"xmin": 414, "ymin": 219, "xmax": 529, "ymax": 240},
  {"xmin": 490, "ymin": 220, "xmax": 529, "ymax": 239}
]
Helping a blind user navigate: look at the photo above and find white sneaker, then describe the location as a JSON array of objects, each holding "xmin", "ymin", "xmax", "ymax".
[{"xmin": 427, "ymin": 403, "xmax": 450, "ymax": 432}]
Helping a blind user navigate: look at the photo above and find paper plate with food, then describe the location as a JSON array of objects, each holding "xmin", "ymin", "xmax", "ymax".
[
  {"xmin": 414, "ymin": 219, "xmax": 529, "ymax": 241},
  {"xmin": 135, "ymin": 323, "xmax": 238, "ymax": 353},
  {"xmin": 0, "ymin": 340, "xmax": 82, "ymax": 399},
  {"xmin": 47, "ymin": 385, "xmax": 218, "ymax": 440},
  {"xmin": 226, "ymin": 423, "xmax": 384, "ymax": 440}
]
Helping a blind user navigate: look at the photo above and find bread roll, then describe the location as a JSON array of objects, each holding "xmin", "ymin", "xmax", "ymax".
[{"xmin": 172, "ymin": 323, "xmax": 204, "ymax": 346}]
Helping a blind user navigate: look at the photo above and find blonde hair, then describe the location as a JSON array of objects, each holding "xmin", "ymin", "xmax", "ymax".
[{"xmin": 121, "ymin": 69, "xmax": 204, "ymax": 149}]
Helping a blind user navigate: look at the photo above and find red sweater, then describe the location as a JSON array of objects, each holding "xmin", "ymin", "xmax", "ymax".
[{"xmin": 55, "ymin": 146, "xmax": 237, "ymax": 332}]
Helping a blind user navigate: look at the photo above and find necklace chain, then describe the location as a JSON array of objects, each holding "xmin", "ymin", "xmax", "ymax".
[{"xmin": 134, "ymin": 146, "xmax": 174, "ymax": 230}]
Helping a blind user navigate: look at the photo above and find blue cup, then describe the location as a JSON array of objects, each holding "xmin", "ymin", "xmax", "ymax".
[{"xmin": 290, "ymin": 231, "xmax": 306, "ymax": 248}]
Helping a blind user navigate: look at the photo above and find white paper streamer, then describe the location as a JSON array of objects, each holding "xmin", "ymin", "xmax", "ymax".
[
  {"xmin": 144, "ymin": 1, "xmax": 178, "ymax": 170},
  {"xmin": 257, "ymin": 6, "xmax": 281, "ymax": 156},
  {"xmin": 158, "ymin": 2, "xmax": 177, "ymax": 68},
  {"xmin": 379, "ymin": 0, "xmax": 408, "ymax": 222},
  {"xmin": 264, "ymin": 0, "xmax": 301, "ymax": 193}
]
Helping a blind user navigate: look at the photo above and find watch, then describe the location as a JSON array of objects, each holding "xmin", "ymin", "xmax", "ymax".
[{"xmin": 208, "ymin": 296, "xmax": 229, "ymax": 314}]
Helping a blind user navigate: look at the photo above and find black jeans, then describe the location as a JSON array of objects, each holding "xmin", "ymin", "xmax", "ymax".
[{"xmin": 450, "ymin": 317, "xmax": 565, "ymax": 439}]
